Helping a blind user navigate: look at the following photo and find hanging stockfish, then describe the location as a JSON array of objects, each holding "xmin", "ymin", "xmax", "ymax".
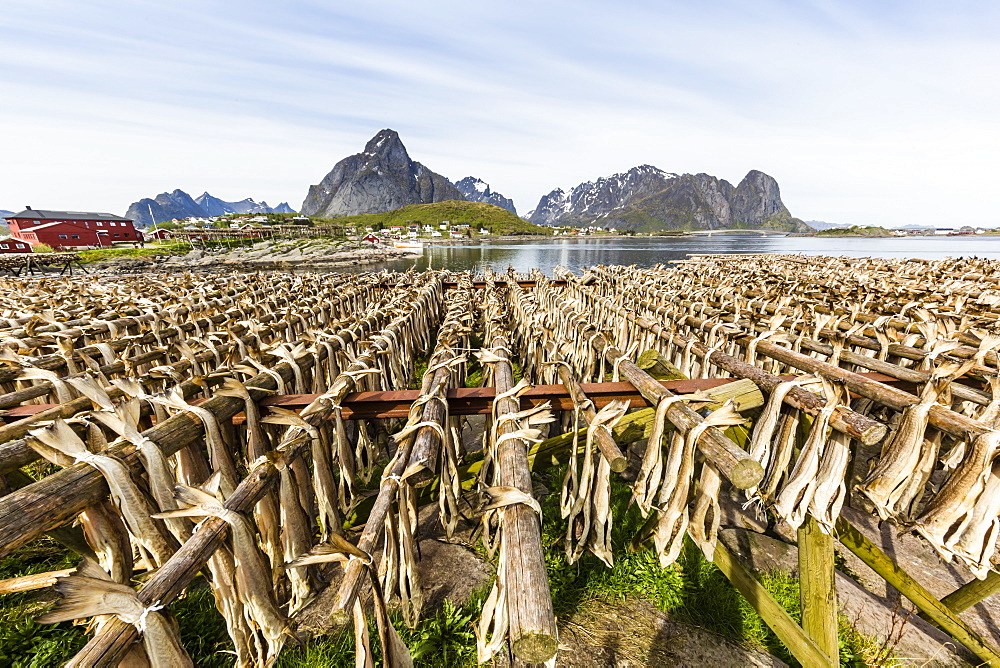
[
  {"xmin": 287, "ymin": 534, "xmax": 413, "ymax": 667},
  {"xmin": 859, "ymin": 362, "xmax": 968, "ymax": 521},
  {"xmin": 90, "ymin": 397, "xmax": 191, "ymax": 541},
  {"xmin": 148, "ymin": 386, "xmax": 239, "ymax": 495},
  {"xmin": 79, "ymin": 498, "xmax": 134, "ymax": 585},
  {"xmin": 261, "ymin": 407, "xmax": 320, "ymax": 614},
  {"xmin": 688, "ymin": 401, "xmax": 749, "ymax": 560},
  {"xmin": 772, "ymin": 379, "xmax": 841, "ymax": 530},
  {"xmin": 153, "ymin": 474, "xmax": 290, "ymax": 662},
  {"xmin": 807, "ymin": 384, "xmax": 854, "ymax": 533},
  {"xmin": 61, "ymin": 374, "xmax": 115, "ymax": 410},
  {"xmin": 561, "ymin": 399, "xmax": 629, "ymax": 566},
  {"xmin": 27, "ymin": 418, "xmax": 176, "ymax": 568},
  {"xmin": 380, "ymin": 474, "xmax": 422, "ymax": 628},
  {"xmin": 207, "ymin": 540, "xmax": 259, "ymax": 667},
  {"xmin": 17, "ymin": 365, "xmax": 75, "ymax": 404},
  {"xmin": 950, "ymin": 444, "xmax": 1000, "ymax": 578},
  {"xmin": 216, "ymin": 378, "xmax": 290, "ymax": 575},
  {"xmin": 744, "ymin": 376, "xmax": 820, "ymax": 509},
  {"xmin": 913, "ymin": 428, "xmax": 1000, "ymax": 564},
  {"xmin": 38, "ymin": 559, "xmax": 192, "ymax": 668},
  {"xmin": 632, "ymin": 391, "xmax": 712, "ymax": 515}
]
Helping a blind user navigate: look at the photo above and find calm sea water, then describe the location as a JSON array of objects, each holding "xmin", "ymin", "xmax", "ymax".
[{"xmin": 349, "ymin": 235, "xmax": 1000, "ymax": 276}]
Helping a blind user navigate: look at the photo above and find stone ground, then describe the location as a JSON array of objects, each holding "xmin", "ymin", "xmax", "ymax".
[
  {"xmin": 93, "ymin": 238, "xmax": 417, "ymax": 274},
  {"xmin": 719, "ymin": 493, "xmax": 992, "ymax": 667}
]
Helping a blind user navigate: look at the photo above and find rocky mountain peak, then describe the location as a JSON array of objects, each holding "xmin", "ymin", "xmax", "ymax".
[
  {"xmin": 301, "ymin": 130, "xmax": 464, "ymax": 218},
  {"xmin": 451, "ymin": 176, "xmax": 517, "ymax": 215},
  {"xmin": 364, "ymin": 129, "xmax": 404, "ymax": 155},
  {"xmin": 125, "ymin": 190, "xmax": 296, "ymax": 225}
]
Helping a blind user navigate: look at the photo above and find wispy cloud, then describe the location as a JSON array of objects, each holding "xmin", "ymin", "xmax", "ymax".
[{"xmin": 2, "ymin": 0, "xmax": 999, "ymax": 225}]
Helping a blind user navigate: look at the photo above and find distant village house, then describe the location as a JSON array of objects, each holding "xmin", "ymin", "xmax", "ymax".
[
  {"xmin": 0, "ymin": 238, "xmax": 33, "ymax": 253},
  {"xmin": 3, "ymin": 207, "xmax": 141, "ymax": 249}
]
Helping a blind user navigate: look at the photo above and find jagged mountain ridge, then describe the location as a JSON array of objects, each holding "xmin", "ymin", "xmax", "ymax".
[
  {"xmin": 300, "ymin": 129, "xmax": 464, "ymax": 218},
  {"xmin": 450, "ymin": 176, "xmax": 517, "ymax": 215},
  {"xmin": 125, "ymin": 191, "xmax": 296, "ymax": 226},
  {"xmin": 528, "ymin": 166, "xmax": 811, "ymax": 233}
]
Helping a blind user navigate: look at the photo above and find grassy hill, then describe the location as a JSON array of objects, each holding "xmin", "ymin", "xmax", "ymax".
[{"xmin": 317, "ymin": 201, "xmax": 550, "ymax": 236}]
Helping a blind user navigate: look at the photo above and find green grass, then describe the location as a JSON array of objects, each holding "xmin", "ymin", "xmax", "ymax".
[
  {"xmin": 815, "ymin": 226, "xmax": 891, "ymax": 238},
  {"xmin": 535, "ymin": 468, "xmax": 886, "ymax": 666},
  {"xmin": 0, "ymin": 538, "xmax": 84, "ymax": 668},
  {"xmin": 0, "ymin": 457, "xmax": 889, "ymax": 667},
  {"xmin": 315, "ymin": 201, "xmax": 551, "ymax": 236},
  {"xmin": 77, "ymin": 244, "xmax": 188, "ymax": 263},
  {"xmin": 275, "ymin": 597, "xmax": 482, "ymax": 668}
]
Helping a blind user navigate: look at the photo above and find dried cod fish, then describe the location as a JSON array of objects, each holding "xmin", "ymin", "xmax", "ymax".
[
  {"xmin": 153, "ymin": 475, "xmax": 289, "ymax": 662},
  {"xmin": 28, "ymin": 418, "xmax": 176, "ymax": 568},
  {"xmin": 38, "ymin": 559, "xmax": 192, "ymax": 668},
  {"xmin": 858, "ymin": 366, "xmax": 960, "ymax": 521},
  {"xmin": 561, "ymin": 399, "xmax": 629, "ymax": 566},
  {"xmin": 688, "ymin": 401, "xmax": 749, "ymax": 559}
]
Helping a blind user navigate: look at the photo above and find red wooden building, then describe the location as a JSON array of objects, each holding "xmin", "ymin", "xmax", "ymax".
[
  {"xmin": 0, "ymin": 238, "xmax": 32, "ymax": 253},
  {"xmin": 4, "ymin": 207, "xmax": 141, "ymax": 249}
]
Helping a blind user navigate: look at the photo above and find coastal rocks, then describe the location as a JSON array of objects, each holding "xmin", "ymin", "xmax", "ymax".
[
  {"xmin": 300, "ymin": 129, "xmax": 464, "ymax": 218},
  {"xmin": 92, "ymin": 239, "xmax": 415, "ymax": 274}
]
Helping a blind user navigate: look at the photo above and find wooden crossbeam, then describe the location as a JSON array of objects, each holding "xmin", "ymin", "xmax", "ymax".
[
  {"xmin": 256, "ymin": 372, "xmax": 901, "ymax": 419},
  {"xmin": 835, "ymin": 518, "xmax": 1000, "ymax": 666},
  {"xmin": 940, "ymin": 572, "xmax": 1000, "ymax": 614},
  {"xmin": 0, "ymin": 373, "xmax": 904, "ymax": 424}
]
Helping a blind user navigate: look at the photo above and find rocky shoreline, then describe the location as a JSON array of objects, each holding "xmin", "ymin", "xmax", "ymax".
[{"xmin": 91, "ymin": 238, "xmax": 419, "ymax": 274}]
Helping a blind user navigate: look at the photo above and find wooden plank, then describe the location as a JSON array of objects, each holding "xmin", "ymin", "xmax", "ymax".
[
  {"xmin": 834, "ymin": 518, "xmax": 1000, "ymax": 666},
  {"xmin": 798, "ymin": 515, "xmax": 839, "ymax": 662},
  {"xmin": 940, "ymin": 572, "xmax": 1000, "ymax": 614},
  {"xmin": 0, "ymin": 568, "xmax": 74, "ymax": 595},
  {"xmin": 714, "ymin": 541, "xmax": 836, "ymax": 668}
]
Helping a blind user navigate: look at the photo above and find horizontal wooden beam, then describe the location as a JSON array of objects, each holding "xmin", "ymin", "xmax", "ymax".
[
  {"xmin": 390, "ymin": 280, "xmax": 567, "ymax": 290},
  {"xmin": 259, "ymin": 373, "xmax": 894, "ymax": 420},
  {"xmin": 0, "ymin": 373, "xmax": 904, "ymax": 424}
]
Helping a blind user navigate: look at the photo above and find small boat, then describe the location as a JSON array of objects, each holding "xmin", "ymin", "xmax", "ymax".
[{"xmin": 394, "ymin": 239, "xmax": 424, "ymax": 250}]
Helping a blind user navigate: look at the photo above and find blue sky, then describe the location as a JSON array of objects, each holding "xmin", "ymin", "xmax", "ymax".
[{"xmin": 2, "ymin": 0, "xmax": 999, "ymax": 225}]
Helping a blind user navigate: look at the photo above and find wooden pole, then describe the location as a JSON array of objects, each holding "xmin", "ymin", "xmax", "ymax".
[
  {"xmin": 490, "ymin": 330, "xmax": 559, "ymax": 663},
  {"xmin": 798, "ymin": 515, "xmax": 838, "ymax": 663},
  {"xmin": 940, "ymin": 572, "xmax": 1000, "ymax": 615},
  {"xmin": 713, "ymin": 541, "xmax": 836, "ymax": 668},
  {"xmin": 0, "ymin": 568, "xmax": 75, "ymax": 595},
  {"xmin": 834, "ymin": 518, "xmax": 1000, "ymax": 667}
]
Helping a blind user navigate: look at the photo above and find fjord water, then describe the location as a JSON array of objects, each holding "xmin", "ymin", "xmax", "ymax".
[{"xmin": 362, "ymin": 235, "xmax": 1000, "ymax": 275}]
